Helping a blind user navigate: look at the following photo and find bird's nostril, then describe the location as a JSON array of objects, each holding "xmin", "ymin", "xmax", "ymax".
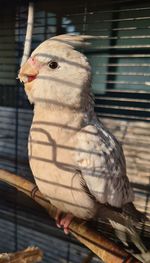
[{"xmin": 28, "ymin": 57, "xmax": 36, "ymax": 65}]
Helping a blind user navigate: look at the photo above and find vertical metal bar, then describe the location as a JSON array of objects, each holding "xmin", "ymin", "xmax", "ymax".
[
  {"xmin": 14, "ymin": 4, "xmax": 20, "ymax": 251},
  {"xmin": 82, "ymin": 1, "xmax": 87, "ymax": 35},
  {"xmin": 44, "ymin": 11, "xmax": 48, "ymax": 40},
  {"xmin": 21, "ymin": 2, "xmax": 34, "ymax": 66},
  {"xmin": 66, "ymin": 239, "xmax": 71, "ymax": 263},
  {"xmin": 56, "ymin": 14, "xmax": 64, "ymax": 35},
  {"xmin": 106, "ymin": 8, "xmax": 120, "ymax": 90}
]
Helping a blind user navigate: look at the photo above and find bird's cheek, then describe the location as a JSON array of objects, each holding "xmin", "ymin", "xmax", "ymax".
[{"xmin": 24, "ymin": 82, "xmax": 33, "ymax": 92}]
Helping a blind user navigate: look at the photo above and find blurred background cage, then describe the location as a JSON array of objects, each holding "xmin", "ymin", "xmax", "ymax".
[{"xmin": 0, "ymin": 0, "xmax": 150, "ymax": 262}]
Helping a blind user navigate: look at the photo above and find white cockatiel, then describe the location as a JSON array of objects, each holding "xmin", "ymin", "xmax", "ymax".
[{"xmin": 18, "ymin": 35, "xmax": 148, "ymax": 257}]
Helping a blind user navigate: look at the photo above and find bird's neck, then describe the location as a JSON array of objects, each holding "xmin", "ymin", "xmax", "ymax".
[{"xmin": 34, "ymin": 104, "xmax": 85, "ymax": 129}]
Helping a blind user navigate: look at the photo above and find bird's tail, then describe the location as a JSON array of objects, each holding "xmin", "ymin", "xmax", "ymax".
[
  {"xmin": 96, "ymin": 204, "xmax": 150, "ymax": 262},
  {"xmin": 122, "ymin": 202, "xmax": 148, "ymax": 222},
  {"xmin": 109, "ymin": 219, "xmax": 150, "ymax": 263}
]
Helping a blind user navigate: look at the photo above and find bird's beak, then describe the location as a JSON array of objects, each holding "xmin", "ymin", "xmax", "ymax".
[{"xmin": 18, "ymin": 57, "xmax": 39, "ymax": 91}]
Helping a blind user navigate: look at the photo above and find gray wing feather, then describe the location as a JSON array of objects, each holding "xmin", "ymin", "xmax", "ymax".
[{"xmin": 75, "ymin": 120, "xmax": 134, "ymax": 208}]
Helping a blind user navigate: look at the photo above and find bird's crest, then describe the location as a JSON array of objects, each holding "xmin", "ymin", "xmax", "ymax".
[{"xmin": 50, "ymin": 34, "xmax": 97, "ymax": 48}]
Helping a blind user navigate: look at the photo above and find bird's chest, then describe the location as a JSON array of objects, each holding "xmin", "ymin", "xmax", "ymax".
[
  {"xmin": 28, "ymin": 122, "xmax": 96, "ymax": 218},
  {"xmin": 28, "ymin": 122, "xmax": 76, "ymax": 184}
]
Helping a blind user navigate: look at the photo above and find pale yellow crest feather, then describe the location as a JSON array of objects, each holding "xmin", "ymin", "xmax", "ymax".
[{"xmin": 50, "ymin": 34, "xmax": 97, "ymax": 48}]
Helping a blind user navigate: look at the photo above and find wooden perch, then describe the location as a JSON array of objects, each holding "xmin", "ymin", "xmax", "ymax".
[
  {"xmin": 0, "ymin": 169, "xmax": 141, "ymax": 263},
  {"xmin": 0, "ymin": 246, "xmax": 43, "ymax": 263}
]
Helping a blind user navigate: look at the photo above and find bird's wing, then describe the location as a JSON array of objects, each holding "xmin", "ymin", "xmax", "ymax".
[
  {"xmin": 75, "ymin": 124, "xmax": 150, "ymax": 257},
  {"xmin": 75, "ymin": 124, "xmax": 134, "ymax": 208}
]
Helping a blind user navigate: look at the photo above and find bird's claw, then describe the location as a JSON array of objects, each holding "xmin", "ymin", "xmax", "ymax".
[{"xmin": 55, "ymin": 209, "xmax": 74, "ymax": 234}]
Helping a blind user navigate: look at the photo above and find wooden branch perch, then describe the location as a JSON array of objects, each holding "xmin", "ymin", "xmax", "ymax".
[
  {"xmin": 0, "ymin": 169, "xmax": 141, "ymax": 263},
  {"xmin": 0, "ymin": 246, "xmax": 43, "ymax": 263}
]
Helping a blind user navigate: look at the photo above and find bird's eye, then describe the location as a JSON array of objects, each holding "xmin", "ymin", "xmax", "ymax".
[{"xmin": 48, "ymin": 61, "xmax": 58, "ymax": 69}]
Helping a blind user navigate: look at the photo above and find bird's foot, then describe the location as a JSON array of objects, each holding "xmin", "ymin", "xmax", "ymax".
[{"xmin": 55, "ymin": 209, "xmax": 74, "ymax": 234}]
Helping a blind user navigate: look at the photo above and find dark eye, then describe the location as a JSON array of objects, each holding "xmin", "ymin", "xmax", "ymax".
[{"xmin": 48, "ymin": 61, "xmax": 58, "ymax": 69}]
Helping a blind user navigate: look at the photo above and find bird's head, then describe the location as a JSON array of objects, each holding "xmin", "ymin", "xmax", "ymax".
[{"xmin": 18, "ymin": 34, "xmax": 92, "ymax": 110}]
